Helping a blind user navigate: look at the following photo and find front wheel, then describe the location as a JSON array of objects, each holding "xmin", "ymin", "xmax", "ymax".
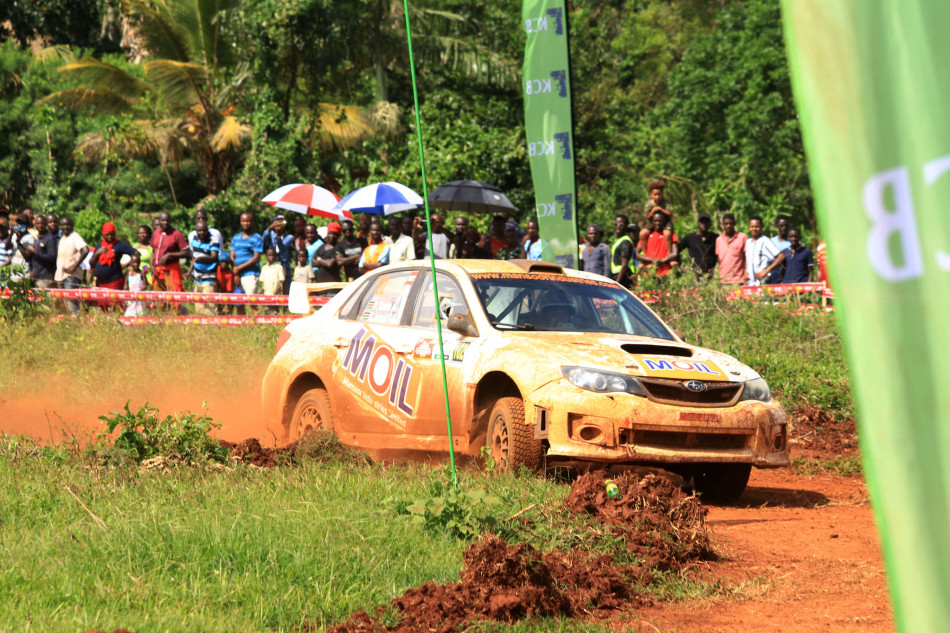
[
  {"xmin": 289, "ymin": 388, "xmax": 334, "ymax": 442},
  {"xmin": 692, "ymin": 463, "xmax": 752, "ymax": 501},
  {"xmin": 487, "ymin": 397, "xmax": 542, "ymax": 473}
]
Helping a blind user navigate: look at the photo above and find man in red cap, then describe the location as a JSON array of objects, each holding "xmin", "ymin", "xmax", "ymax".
[
  {"xmin": 91, "ymin": 221, "xmax": 137, "ymax": 310},
  {"xmin": 312, "ymin": 222, "xmax": 343, "ymax": 282}
]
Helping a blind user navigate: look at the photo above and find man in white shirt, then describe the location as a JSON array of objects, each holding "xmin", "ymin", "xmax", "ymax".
[
  {"xmin": 54, "ymin": 216, "xmax": 89, "ymax": 315},
  {"xmin": 745, "ymin": 216, "xmax": 784, "ymax": 286},
  {"xmin": 385, "ymin": 218, "xmax": 417, "ymax": 263}
]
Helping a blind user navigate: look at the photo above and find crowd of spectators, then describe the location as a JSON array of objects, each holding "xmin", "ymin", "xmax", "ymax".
[{"xmin": 0, "ymin": 184, "xmax": 830, "ymax": 316}]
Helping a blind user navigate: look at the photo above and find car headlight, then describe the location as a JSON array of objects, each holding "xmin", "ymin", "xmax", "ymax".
[
  {"xmin": 561, "ymin": 366, "xmax": 647, "ymax": 397},
  {"xmin": 739, "ymin": 377, "xmax": 771, "ymax": 402}
]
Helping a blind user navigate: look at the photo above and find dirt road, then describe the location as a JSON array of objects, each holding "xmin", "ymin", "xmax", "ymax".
[{"xmin": 632, "ymin": 468, "xmax": 893, "ymax": 632}]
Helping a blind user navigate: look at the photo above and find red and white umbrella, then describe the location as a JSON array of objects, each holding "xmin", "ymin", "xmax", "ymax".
[{"xmin": 261, "ymin": 184, "xmax": 353, "ymax": 220}]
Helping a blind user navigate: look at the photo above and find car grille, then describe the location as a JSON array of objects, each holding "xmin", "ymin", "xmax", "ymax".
[
  {"xmin": 638, "ymin": 378, "xmax": 742, "ymax": 407},
  {"xmin": 618, "ymin": 426, "xmax": 751, "ymax": 450}
]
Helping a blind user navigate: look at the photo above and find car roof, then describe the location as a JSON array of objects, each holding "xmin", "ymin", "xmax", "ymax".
[{"xmin": 393, "ymin": 258, "xmax": 604, "ymax": 282}]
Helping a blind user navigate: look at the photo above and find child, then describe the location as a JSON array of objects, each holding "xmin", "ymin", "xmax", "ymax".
[
  {"xmin": 123, "ymin": 252, "xmax": 147, "ymax": 317},
  {"xmin": 216, "ymin": 250, "xmax": 234, "ymax": 315},
  {"xmin": 135, "ymin": 224, "xmax": 154, "ymax": 287},
  {"xmin": 293, "ymin": 248, "xmax": 315, "ymax": 284},
  {"xmin": 259, "ymin": 247, "xmax": 285, "ymax": 314}
]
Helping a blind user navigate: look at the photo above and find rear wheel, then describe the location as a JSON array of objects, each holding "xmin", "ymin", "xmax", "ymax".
[
  {"xmin": 692, "ymin": 463, "xmax": 752, "ymax": 501},
  {"xmin": 487, "ymin": 397, "xmax": 542, "ymax": 473},
  {"xmin": 289, "ymin": 388, "xmax": 333, "ymax": 442}
]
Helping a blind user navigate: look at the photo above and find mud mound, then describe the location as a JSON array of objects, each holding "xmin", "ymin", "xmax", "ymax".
[
  {"xmin": 328, "ymin": 472, "xmax": 706, "ymax": 632},
  {"xmin": 220, "ymin": 437, "xmax": 298, "ymax": 467},
  {"xmin": 564, "ymin": 471, "xmax": 710, "ymax": 569},
  {"xmin": 790, "ymin": 407, "xmax": 859, "ymax": 457}
]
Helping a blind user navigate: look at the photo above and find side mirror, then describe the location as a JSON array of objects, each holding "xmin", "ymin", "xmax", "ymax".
[
  {"xmin": 672, "ymin": 329, "xmax": 686, "ymax": 342},
  {"xmin": 447, "ymin": 305, "xmax": 478, "ymax": 338},
  {"xmin": 288, "ymin": 281, "xmax": 312, "ymax": 315}
]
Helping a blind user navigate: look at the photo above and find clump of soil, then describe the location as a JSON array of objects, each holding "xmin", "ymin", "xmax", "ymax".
[
  {"xmin": 219, "ymin": 430, "xmax": 371, "ymax": 468},
  {"xmin": 564, "ymin": 471, "xmax": 710, "ymax": 569},
  {"xmin": 790, "ymin": 406, "xmax": 859, "ymax": 457},
  {"xmin": 327, "ymin": 471, "xmax": 708, "ymax": 632}
]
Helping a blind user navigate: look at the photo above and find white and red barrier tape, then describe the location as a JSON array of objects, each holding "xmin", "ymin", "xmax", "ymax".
[{"xmin": 2, "ymin": 287, "xmax": 330, "ymax": 306}]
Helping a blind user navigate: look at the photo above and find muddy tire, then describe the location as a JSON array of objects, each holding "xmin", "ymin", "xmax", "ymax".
[
  {"xmin": 487, "ymin": 397, "xmax": 542, "ymax": 473},
  {"xmin": 289, "ymin": 388, "xmax": 333, "ymax": 442},
  {"xmin": 693, "ymin": 463, "xmax": 752, "ymax": 501}
]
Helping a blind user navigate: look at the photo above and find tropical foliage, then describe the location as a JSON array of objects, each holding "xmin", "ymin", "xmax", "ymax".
[{"xmin": 0, "ymin": 0, "xmax": 813, "ymax": 240}]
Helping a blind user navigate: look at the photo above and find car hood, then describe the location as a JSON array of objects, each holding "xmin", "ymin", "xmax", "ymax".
[{"xmin": 479, "ymin": 332, "xmax": 759, "ymax": 383}]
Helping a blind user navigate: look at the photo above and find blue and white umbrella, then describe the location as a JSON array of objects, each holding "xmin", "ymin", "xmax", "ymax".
[{"xmin": 334, "ymin": 181, "xmax": 424, "ymax": 216}]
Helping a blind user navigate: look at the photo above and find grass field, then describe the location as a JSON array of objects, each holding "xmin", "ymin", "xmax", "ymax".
[{"xmin": 0, "ymin": 284, "xmax": 855, "ymax": 632}]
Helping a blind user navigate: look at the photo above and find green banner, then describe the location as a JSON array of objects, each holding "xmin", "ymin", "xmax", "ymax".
[
  {"xmin": 522, "ymin": 0, "xmax": 577, "ymax": 268},
  {"xmin": 781, "ymin": 3, "xmax": 950, "ymax": 631}
]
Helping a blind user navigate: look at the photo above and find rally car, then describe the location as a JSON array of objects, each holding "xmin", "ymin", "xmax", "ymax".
[{"xmin": 262, "ymin": 259, "xmax": 788, "ymax": 499}]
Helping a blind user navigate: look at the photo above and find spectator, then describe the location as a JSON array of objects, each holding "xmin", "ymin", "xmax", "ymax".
[
  {"xmin": 259, "ymin": 247, "xmax": 285, "ymax": 313},
  {"xmin": 678, "ymin": 213, "xmax": 718, "ymax": 276},
  {"xmin": 29, "ymin": 214, "xmax": 58, "ymax": 289},
  {"xmin": 23, "ymin": 209, "xmax": 38, "ymax": 237},
  {"xmin": 401, "ymin": 216, "xmax": 423, "ymax": 259},
  {"xmin": 640, "ymin": 179, "xmax": 674, "ymax": 255},
  {"xmin": 482, "ymin": 215, "xmax": 507, "ymax": 256},
  {"xmin": 0, "ymin": 223, "xmax": 12, "ymax": 273},
  {"xmin": 216, "ymin": 250, "xmax": 235, "ymax": 296},
  {"xmin": 816, "ymin": 240, "xmax": 830, "ymax": 289},
  {"xmin": 55, "ymin": 216, "xmax": 89, "ymax": 316},
  {"xmin": 781, "ymin": 228, "xmax": 814, "ymax": 283},
  {"xmin": 767, "ymin": 215, "xmax": 791, "ymax": 284},
  {"xmin": 262, "ymin": 214, "xmax": 294, "ymax": 292},
  {"xmin": 230, "ymin": 211, "xmax": 264, "ymax": 296},
  {"xmin": 610, "ymin": 215, "xmax": 636, "ymax": 289},
  {"xmin": 91, "ymin": 222, "xmax": 137, "ymax": 310},
  {"xmin": 313, "ymin": 222, "xmax": 343, "ymax": 282},
  {"xmin": 495, "ymin": 227, "xmax": 525, "ymax": 260},
  {"xmin": 189, "ymin": 219, "xmax": 219, "ymax": 315},
  {"xmin": 413, "ymin": 213, "xmax": 450, "ymax": 258},
  {"xmin": 337, "ymin": 219, "xmax": 367, "ymax": 280},
  {"xmin": 134, "ymin": 225, "xmax": 154, "ymax": 287},
  {"xmin": 637, "ymin": 212, "xmax": 679, "ymax": 279},
  {"xmin": 582, "ymin": 224, "xmax": 610, "ymax": 278},
  {"xmin": 293, "ymin": 216, "xmax": 308, "ymax": 255},
  {"xmin": 453, "ymin": 216, "xmax": 469, "ymax": 242},
  {"xmin": 46, "ymin": 214, "xmax": 61, "ymax": 238},
  {"xmin": 523, "ymin": 220, "xmax": 544, "ymax": 261},
  {"xmin": 457, "ymin": 228, "xmax": 491, "ymax": 259},
  {"xmin": 150, "ymin": 211, "xmax": 189, "ymax": 292},
  {"xmin": 303, "ymin": 223, "xmax": 323, "ymax": 264},
  {"xmin": 123, "ymin": 252, "xmax": 147, "ymax": 317},
  {"xmin": 745, "ymin": 216, "xmax": 784, "ymax": 286},
  {"xmin": 357, "ymin": 214, "xmax": 374, "ymax": 245},
  {"xmin": 359, "ymin": 223, "xmax": 390, "ymax": 274},
  {"xmin": 9, "ymin": 213, "xmax": 35, "ymax": 283},
  {"xmin": 293, "ymin": 249, "xmax": 315, "ymax": 283},
  {"xmin": 386, "ymin": 218, "xmax": 416, "ymax": 263},
  {"xmin": 715, "ymin": 213, "xmax": 747, "ymax": 284},
  {"xmin": 448, "ymin": 216, "xmax": 468, "ymax": 259}
]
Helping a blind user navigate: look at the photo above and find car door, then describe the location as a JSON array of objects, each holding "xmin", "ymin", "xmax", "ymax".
[
  {"xmin": 329, "ymin": 269, "xmax": 424, "ymax": 436},
  {"xmin": 402, "ymin": 271, "xmax": 476, "ymax": 440}
]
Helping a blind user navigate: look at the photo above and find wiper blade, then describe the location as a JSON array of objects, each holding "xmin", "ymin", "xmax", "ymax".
[{"xmin": 491, "ymin": 321, "xmax": 535, "ymax": 331}]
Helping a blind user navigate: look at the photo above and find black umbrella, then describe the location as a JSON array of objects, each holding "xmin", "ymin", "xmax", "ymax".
[{"xmin": 428, "ymin": 180, "xmax": 516, "ymax": 214}]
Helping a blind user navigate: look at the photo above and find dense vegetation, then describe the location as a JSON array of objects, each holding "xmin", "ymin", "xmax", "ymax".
[{"xmin": 0, "ymin": 0, "xmax": 811, "ymax": 240}]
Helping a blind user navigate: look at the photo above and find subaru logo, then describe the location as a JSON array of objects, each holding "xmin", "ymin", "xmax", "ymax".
[{"xmin": 684, "ymin": 380, "xmax": 707, "ymax": 392}]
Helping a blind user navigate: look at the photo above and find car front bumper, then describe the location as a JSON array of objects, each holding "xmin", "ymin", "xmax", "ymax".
[{"xmin": 526, "ymin": 380, "xmax": 790, "ymax": 468}]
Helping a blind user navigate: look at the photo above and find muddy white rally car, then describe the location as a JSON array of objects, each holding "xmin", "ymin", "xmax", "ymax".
[{"xmin": 262, "ymin": 259, "xmax": 788, "ymax": 499}]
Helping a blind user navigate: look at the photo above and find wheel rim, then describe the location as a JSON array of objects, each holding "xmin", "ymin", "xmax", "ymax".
[
  {"xmin": 489, "ymin": 414, "xmax": 509, "ymax": 465},
  {"xmin": 294, "ymin": 402, "xmax": 324, "ymax": 440}
]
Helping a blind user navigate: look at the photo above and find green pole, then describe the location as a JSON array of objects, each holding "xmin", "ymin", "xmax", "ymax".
[{"xmin": 402, "ymin": 0, "xmax": 458, "ymax": 488}]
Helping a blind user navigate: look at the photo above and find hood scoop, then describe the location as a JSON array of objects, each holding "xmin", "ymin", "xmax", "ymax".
[{"xmin": 621, "ymin": 343, "xmax": 693, "ymax": 358}]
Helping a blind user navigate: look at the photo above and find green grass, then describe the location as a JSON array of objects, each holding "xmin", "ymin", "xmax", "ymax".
[{"xmin": 791, "ymin": 455, "xmax": 863, "ymax": 477}]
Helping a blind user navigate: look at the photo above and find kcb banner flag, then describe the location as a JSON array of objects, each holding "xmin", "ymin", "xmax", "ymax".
[
  {"xmin": 781, "ymin": 3, "xmax": 950, "ymax": 631},
  {"xmin": 522, "ymin": 0, "xmax": 577, "ymax": 268}
]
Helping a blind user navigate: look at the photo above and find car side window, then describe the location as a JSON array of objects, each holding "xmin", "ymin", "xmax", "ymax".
[
  {"xmin": 353, "ymin": 270, "xmax": 421, "ymax": 325},
  {"xmin": 411, "ymin": 273, "xmax": 466, "ymax": 329}
]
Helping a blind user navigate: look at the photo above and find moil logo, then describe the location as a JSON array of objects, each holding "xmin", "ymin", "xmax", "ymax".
[
  {"xmin": 525, "ymin": 70, "xmax": 568, "ymax": 97},
  {"xmin": 528, "ymin": 132, "xmax": 572, "ymax": 159},
  {"xmin": 536, "ymin": 193, "xmax": 574, "ymax": 221},
  {"xmin": 524, "ymin": 7, "xmax": 563, "ymax": 35}
]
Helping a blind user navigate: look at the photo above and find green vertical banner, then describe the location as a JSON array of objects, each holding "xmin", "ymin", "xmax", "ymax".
[
  {"xmin": 781, "ymin": 3, "xmax": 950, "ymax": 631},
  {"xmin": 522, "ymin": 0, "xmax": 577, "ymax": 268}
]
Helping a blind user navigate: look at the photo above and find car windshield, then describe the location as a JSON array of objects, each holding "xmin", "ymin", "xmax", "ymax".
[{"xmin": 470, "ymin": 272, "xmax": 674, "ymax": 339}]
